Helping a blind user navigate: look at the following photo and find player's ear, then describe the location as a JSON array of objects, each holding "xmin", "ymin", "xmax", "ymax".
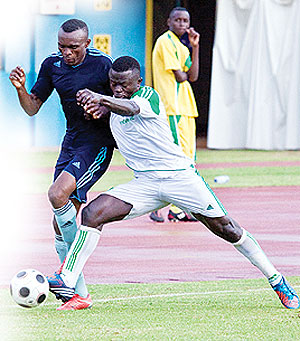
[
  {"xmin": 138, "ymin": 77, "xmax": 142, "ymax": 85},
  {"xmin": 85, "ymin": 39, "xmax": 91, "ymax": 48}
]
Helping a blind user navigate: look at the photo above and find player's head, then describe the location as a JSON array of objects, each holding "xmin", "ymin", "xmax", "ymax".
[
  {"xmin": 109, "ymin": 56, "xmax": 142, "ymax": 99},
  {"xmin": 167, "ymin": 7, "xmax": 190, "ymax": 38},
  {"xmin": 58, "ymin": 19, "xmax": 91, "ymax": 66}
]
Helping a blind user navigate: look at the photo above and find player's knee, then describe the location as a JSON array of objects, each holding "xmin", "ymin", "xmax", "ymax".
[
  {"xmin": 207, "ymin": 216, "xmax": 242, "ymax": 243},
  {"xmin": 81, "ymin": 205, "xmax": 100, "ymax": 228},
  {"xmin": 48, "ymin": 184, "xmax": 67, "ymax": 209}
]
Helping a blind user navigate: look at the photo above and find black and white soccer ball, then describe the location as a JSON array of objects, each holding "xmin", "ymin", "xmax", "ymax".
[{"xmin": 10, "ymin": 269, "xmax": 49, "ymax": 308}]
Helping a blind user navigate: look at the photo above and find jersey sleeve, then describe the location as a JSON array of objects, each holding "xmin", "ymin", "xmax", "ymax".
[
  {"xmin": 101, "ymin": 56, "xmax": 113, "ymax": 96},
  {"xmin": 31, "ymin": 58, "xmax": 54, "ymax": 102},
  {"xmin": 157, "ymin": 36, "xmax": 181, "ymax": 72},
  {"xmin": 131, "ymin": 87, "xmax": 161, "ymax": 118}
]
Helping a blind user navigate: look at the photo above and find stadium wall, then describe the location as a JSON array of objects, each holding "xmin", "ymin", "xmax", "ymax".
[{"xmin": 0, "ymin": 0, "xmax": 149, "ymax": 148}]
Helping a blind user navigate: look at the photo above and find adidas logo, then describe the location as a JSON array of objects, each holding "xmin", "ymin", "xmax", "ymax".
[
  {"xmin": 72, "ymin": 161, "xmax": 81, "ymax": 169},
  {"xmin": 54, "ymin": 61, "xmax": 61, "ymax": 67},
  {"xmin": 207, "ymin": 204, "xmax": 214, "ymax": 210},
  {"xmin": 62, "ymin": 221, "xmax": 73, "ymax": 228}
]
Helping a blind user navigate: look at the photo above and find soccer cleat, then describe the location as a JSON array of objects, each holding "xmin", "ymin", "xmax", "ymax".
[
  {"xmin": 271, "ymin": 276, "xmax": 300, "ymax": 309},
  {"xmin": 47, "ymin": 273, "xmax": 75, "ymax": 303},
  {"xmin": 149, "ymin": 210, "xmax": 164, "ymax": 222},
  {"xmin": 168, "ymin": 209, "xmax": 198, "ymax": 222},
  {"xmin": 56, "ymin": 294, "xmax": 92, "ymax": 311}
]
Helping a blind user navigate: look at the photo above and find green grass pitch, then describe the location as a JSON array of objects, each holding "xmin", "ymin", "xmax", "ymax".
[
  {"xmin": 1, "ymin": 278, "xmax": 300, "ymax": 340},
  {"xmin": 1, "ymin": 149, "xmax": 300, "ymax": 339}
]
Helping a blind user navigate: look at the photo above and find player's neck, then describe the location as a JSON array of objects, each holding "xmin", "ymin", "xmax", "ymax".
[{"xmin": 169, "ymin": 29, "xmax": 182, "ymax": 39}]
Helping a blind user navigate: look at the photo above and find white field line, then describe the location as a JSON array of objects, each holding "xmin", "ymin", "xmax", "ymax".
[
  {"xmin": 3, "ymin": 285, "xmax": 300, "ymax": 309},
  {"xmin": 60, "ymin": 285, "xmax": 300, "ymax": 305},
  {"xmin": 14, "ymin": 285, "xmax": 300, "ymax": 308}
]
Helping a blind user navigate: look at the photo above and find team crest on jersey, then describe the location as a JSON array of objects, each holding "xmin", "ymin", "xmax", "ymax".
[{"xmin": 53, "ymin": 61, "xmax": 61, "ymax": 68}]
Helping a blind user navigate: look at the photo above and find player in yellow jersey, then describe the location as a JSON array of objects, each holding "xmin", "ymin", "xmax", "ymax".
[{"xmin": 150, "ymin": 7, "xmax": 200, "ymax": 222}]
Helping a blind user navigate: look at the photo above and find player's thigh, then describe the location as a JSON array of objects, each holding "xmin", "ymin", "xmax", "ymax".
[
  {"xmin": 161, "ymin": 167, "xmax": 227, "ymax": 218},
  {"xmin": 82, "ymin": 194, "xmax": 133, "ymax": 227},
  {"xmin": 105, "ymin": 176, "xmax": 168, "ymax": 219}
]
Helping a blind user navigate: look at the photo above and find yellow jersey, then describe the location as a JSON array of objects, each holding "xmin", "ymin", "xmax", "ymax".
[{"xmin": 152, "ymin": 30, "xmax": 198, "ymax": 118}]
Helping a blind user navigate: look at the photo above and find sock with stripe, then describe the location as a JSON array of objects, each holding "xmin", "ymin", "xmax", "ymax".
[
  {"xmin": 53, "ymin": 201, "xmax": 89, "ymax": 298},
  {"xmin": 61, "ymin": 225, "xmax": 101, "ymax": 288},
  {"xmin": 53, "ymin": 200, "xmax": 77, "ymax": 247},
  {"xmin": 54, "ymin": 233, "xmax": 89, "ymax": 297},
  {"xmin": 54, "ymin": 234, "xmax": 68, "ymax": 264},
  {"xmin": 233, "ymin": 228, "xmax": 282, "ymax": 285}
]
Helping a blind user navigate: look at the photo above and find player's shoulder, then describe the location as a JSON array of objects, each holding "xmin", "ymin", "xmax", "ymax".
[
  {"xmin": 86, "ymin": 47, "xmax": 113, "ymax": 64},
  {"xmin": 45, "ymin": 51, "xmax": 63, "ymax": 61},
  {"xmin": 132, "ymin": 86, "xmax": 159, "ymax": 100},
  {"xmin": 155, "ymin": 31, "xmax": 178, "ymax": 51},
  {"xmin": 132, "ymin": 86, "xmax": 161, "ymax": 115},
  {"xmin": 41, "ymin": 51, "xmax": 63, "ymax": 67},
  {"xmin": 155, "ymin": 31, "xmax": 170, "ymax": 45}
]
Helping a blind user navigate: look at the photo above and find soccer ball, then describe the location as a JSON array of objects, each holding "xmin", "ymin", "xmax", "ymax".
[{"xmin": 10, "ymin": 269, "xmax": 49, "ymax": 308}]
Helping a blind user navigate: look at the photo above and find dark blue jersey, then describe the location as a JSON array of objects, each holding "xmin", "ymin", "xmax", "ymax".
[{"xmin": 31, "ymin": 47, "xmax": 115, "ymax": 149}]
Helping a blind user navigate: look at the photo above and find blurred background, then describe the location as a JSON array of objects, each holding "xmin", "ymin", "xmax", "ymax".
[{"xmin": 0, "ymin": 0, "xmax": 299, "ymax": 150}]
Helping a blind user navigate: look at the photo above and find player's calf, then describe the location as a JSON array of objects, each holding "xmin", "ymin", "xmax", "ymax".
[{"xmin": 197, "ymin": 215, "xmax": 243, "ymax": 243}]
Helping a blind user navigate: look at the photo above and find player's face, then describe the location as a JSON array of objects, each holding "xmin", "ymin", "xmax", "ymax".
[
  {"xmin": 58, "ymin": 28, "xmax": 91, "ymax": 66},
  {"xmin": 167, "ymin": 10, "xmax": 190, "ymax": 38},
  {"xmin": 109, "ymin": 69, "xmax": 142, "ymax": 99}
]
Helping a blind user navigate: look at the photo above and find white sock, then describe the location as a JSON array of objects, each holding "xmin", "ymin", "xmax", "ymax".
[
  {"xmin": 54, "ymin": 233, "xmax": 88, "ymax": 297},
  {"xmin": 233, "ymin": 229, "xmax": 282, "ymax": 285},
  {"xmin": 61, "ymin": 225, "xmax": 101, "ymax": 288}
]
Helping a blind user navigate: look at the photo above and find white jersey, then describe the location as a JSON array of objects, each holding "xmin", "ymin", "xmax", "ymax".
[{"xmin": 110, "ymin": 86, "xmax": 192, "ymax": 172}]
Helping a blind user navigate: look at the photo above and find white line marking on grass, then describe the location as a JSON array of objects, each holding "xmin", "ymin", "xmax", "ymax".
[
  {"xmin": 44, "ymin": 285, "xmax": 300, "ymax": 306},
  {"xmin": 3, "ymin": 285, "xmax": 299, "ymax": 308}
]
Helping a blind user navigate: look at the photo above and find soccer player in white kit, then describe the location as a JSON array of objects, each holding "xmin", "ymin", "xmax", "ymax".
[{"xmin": 47, "ymin": 56, "xmax": 299, "ymax": 310}]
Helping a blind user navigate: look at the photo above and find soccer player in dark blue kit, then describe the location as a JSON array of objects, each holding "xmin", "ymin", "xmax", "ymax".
[{"xmin": 9, "ymin": 19, "xmax": 115, "ymax": 310}]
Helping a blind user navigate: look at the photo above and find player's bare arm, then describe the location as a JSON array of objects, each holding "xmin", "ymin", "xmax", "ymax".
[
  {"xmin": 186, "ymin": 27, "xmax": 200, "ymax": 82},
  {"xmin": 9, "ymin": 66, "xmax": 43, "ymax": 116},
  {"xmin": 172, "ymin": 28, "xmax": 199, "ymax": 83},
  {"xmin": 77, "ymin": 89, "xmax": 140, "ymax": 116}
]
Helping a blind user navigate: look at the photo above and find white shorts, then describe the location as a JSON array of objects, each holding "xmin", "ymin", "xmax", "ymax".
[{"xmin": 105, "ymin": 166, "xmax": 227, "ymax": 220}]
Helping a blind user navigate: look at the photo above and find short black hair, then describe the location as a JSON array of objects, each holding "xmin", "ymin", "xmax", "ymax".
[
  {"xmin": 61, "ymin": 19, "xmax": 89, "ymax": 34},
  {"xmin": 112, "ymin": 56, "xmax": 140, "ymax": 73},
  {"xmin": 169, "ymin": 7, "xmax": 189, "ymax": 18}
]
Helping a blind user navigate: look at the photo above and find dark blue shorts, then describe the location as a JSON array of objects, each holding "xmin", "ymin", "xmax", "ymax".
[{"xmin": 54, "ymin": 146, "xmax": 114, "ymax": 203}]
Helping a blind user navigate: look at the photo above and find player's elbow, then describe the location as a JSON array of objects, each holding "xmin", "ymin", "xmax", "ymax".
[
  {"xmin": 131, "ymin": 103, "xmax": 140, "ymax": 115},
  {"xmin": 187, "ymin": 72, "xmax": 198, "ymax": 82},
  {"xmin": 188, "ymin": 75, "xmax": 198, "ymax": 82}
]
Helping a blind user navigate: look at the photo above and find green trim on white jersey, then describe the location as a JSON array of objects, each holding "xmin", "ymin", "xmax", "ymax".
[
  {"xmin": 125, "ymin": 162, "xmax": 192, "ymax": 173},
  {"xmin": 132, "ymin": 86, "xmax": 160, "ymax": 115},
  {"xmin": 110, "ymin": 85, "xmax": 192, "ymax": 172}
]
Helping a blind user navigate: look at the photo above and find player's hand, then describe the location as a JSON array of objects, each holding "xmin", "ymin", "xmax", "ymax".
[
  {"xmin": 186, "ymin": 27, "xmax": 200, "ymax": 48},
  {"xmin": 84, "ymin": 104, "xmax": 110, "ymax": 120},
  {"xmin": 77, "ymin": 89, "xmax": 103, "ymax": 107},
  {"xmin": 9, "ymin": 66, "xmax": 26, "ymax": 89}
]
